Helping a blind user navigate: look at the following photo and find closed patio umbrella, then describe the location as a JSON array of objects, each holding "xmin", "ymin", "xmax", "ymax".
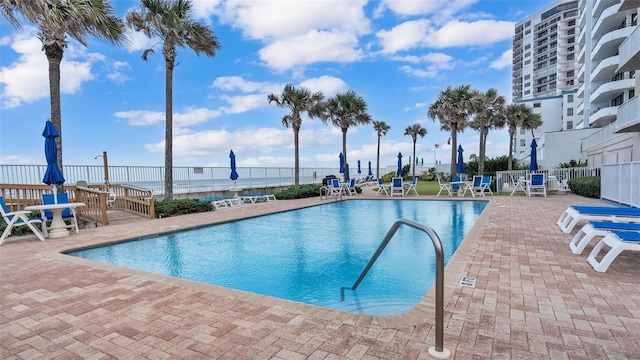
[
  {"xmin": 457, "ymin": 145, "xmax": 465, "ymax": 177},
  {"xmin": 42, "ymin": 121, "xmax": 65, "ymax": 200},
  {"xmin": 357, "ymin": 160, "xmax": 361, "ymax": 176},
  {"xmin": 368, "ymin": 161, "xmax": 372, "ymax": 176},
  {"xmin": 345, "ymin": 163, "xmax": 350, "ymax": 182},
  {"xmin": 339, "ymin": 153, "xmax": 345, "ymax": 173},
  {"xmin": 229, "ymin": 149, "xmax": 239, "ymax": 189},
  {"xmin": 529, "ymin": 139, "xmax": 538, "ymax": 171},
  {"xmin": 396, "ymin": 152, "xmax": 403, "ymax": 176}
]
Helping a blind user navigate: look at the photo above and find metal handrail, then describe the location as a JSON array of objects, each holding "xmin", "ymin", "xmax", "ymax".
[{"xmin": 347, "ymin": 219, "xmax": 450, "ymax": 359}]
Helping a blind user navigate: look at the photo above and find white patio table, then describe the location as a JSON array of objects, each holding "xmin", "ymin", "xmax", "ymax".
[{"xmin": 25, "ymin": 202, "xmax": 85, "ymax": 238}]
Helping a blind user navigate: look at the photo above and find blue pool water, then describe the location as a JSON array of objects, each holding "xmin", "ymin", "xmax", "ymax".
[{"xmin": 67, "ymin": 200, "xmax": 486, "ymax": 315}]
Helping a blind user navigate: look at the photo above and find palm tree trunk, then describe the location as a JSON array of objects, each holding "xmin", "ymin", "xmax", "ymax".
[
  {"xmin": 164, "ymin": 57, "xmax": 174, "ymax": 200},
  {"xmin": 342, "ymin": 129, "xmax": 348, "ymax": 182},
  {"xmin": 412, "ymin": 141, "xmax": 416, "ymax": 179},
  {"xmin": 450, "ymin": 127, "xmax": 457, "ymax": 178},
  {"xmin": 294, "ymin": 126, "xmax": 300, "ymax": 187},
  {"xmin": 376, "ymin": 135, "xmax": 381, "ymax": 179},
  {"xmin": 45, "ymin": 42, "xmax": 64, "ymax": 188},
  {"xmin": 478, "ymin": 128, "xmax": 487, "ymax": 174},
  {"xmin": 508, "ymin": 129, "xmax": 515, "ymax": 171}
]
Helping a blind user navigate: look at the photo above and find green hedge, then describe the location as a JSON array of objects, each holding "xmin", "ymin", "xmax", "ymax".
[
  {"xmin": 567, "ymin": 176, "xmax": 600, "ymax": 198},
  {"xmin": 155, "ymin": 198, "xmax": 213, "ymax": 218}
]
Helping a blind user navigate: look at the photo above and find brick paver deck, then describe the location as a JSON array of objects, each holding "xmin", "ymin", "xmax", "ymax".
[{"xmin": 2, "ymin": 191, "xmax": 639, "ymax": 359}]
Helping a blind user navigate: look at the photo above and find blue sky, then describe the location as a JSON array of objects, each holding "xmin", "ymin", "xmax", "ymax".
[{"xmin": 0, "ymin": 0, "xmax": 554, "ymax": 170}]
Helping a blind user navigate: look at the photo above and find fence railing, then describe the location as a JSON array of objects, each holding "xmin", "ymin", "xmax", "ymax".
[
  {"xmin": 495, "ymin": 167, "xmax": 600, "ymax": 193},
  {"xmin": 0, "ymin": 183, "xmax": 155, "ymax": 225},
  {"xmin": 601, "ymin": 162, "xmax": 640, "ymax": 208},
  {"xmin": 0, "ymin": 165, "xmax": 342, "ymax": 196}
]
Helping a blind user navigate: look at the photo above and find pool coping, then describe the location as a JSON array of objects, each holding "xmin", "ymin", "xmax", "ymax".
[{"xmin": 38, "ymin": 196, "xmax": 492, "ymax": 329}]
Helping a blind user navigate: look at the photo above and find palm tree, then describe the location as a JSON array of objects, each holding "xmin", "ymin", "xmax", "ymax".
[
  {"xmin": 1, "ymin": 0, "xmax": 126, "ymax": 180},
  {"xmin": 404, "ymin": 123, "xmax": 427, "ymax": 179},
  {"xmin": 268, "ymin": 84, "xmax": 324, "ymax": 187},
  {"xmin": 505, "ymin": 104, "xmax": 542, "ymax": 170},
  {"xmin": 428, "ymin": 84, "xmax": 478, "ymax": 177},
  {"xmin": 127, "ymin": 0, "xmax": 221, "ymax": 200},
  {"xmin": 469, "ymin": 88, "xmax": 506, "ymax": 174},
  {"xmin": 322, "ymin": 90, "xmax": 372, "ymax": 182},
  {"xmin": 373, "ymin": 121, "xmax": 390, "ymax": 179}
]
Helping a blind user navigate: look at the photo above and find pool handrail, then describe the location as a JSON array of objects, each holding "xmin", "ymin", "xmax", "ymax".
[{"xmin": 347, "ymin": 218, "xmax": 449, "ymax": 359}]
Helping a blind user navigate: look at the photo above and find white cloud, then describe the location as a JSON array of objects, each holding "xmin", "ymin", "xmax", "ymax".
[
  {"xmin": 218, "ymin": 94, "xmax": 267, "ymax": 114},
  {"xmin": 259, "ymin": 30, "xmax": 364, "ymax": 71},
  {"xmin": 115, "ymin": 110, "xmax": 165, "ymax": 126},
  {"xmin": 299, "ymin": 76, "xmax": 348, "ymax": 97},
  {"xmin": 377, "ymin": 19, "xmax": 514, "ymax": 54},
  {"xmin": 212, "ymin": 76, "xmax": 273, "ymax": 93},
  {"xmin": 425, "ymin": 20, "xmax": 514, "ymax": 48},
  {"xmin": 219, "ymin": 0, "xmax": 370, "ymax": 40},
  {"xmin": 490, "ymin": 49, "xmax": 512, "ymax": 70}
]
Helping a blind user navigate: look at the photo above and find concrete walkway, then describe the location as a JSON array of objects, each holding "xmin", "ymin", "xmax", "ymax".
[{"xmin": 2, "ymin": 192, "xmax": 639, "ymax": 359}]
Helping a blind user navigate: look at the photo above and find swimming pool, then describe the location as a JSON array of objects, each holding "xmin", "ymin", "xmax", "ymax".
[{"xmin": 67, "ymin": 200, "xmax": 486, "ymax": 315}]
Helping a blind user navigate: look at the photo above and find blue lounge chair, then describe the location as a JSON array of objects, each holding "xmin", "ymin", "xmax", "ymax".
[
  {"xmin": 481, "ymin": 176, "xmax": 493, "ymax": 196},
  {"xmin": 557, "ymin": 205, "xmax": 640, "ymax": 234},
  {"xmin": 404, "ymin": 177, "xmax": 418, "ymax": 196},
  {"xmin": 587, "ymin": 231, "xmax": 640, "ymax": 272},
  {"xmin": 528, "ymin": 173, "xmax": 546, "ymax": 197},
  {"xmin": 390, "ymin": 177, "xmax": 404, "ymax": 197},
  {"xmin": 0, "ymin": 196, "xmax": 46, "ymax": 244},
  {"xmin": 321, "ymin": 179, "xmax": 343, "ymax": 201},
  {"xmin": 570, "ymin": 221, "xmax": 640, "ymax": 254},
  {"xmin": 375, "ymin": 178, "xmax": 389, "ymax": 196}
]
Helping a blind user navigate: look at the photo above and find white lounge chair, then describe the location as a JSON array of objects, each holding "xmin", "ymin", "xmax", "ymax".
[
  {"xmin": 557, "ymin": 205, "xmax": 640, "ymax": 234},
  {"xmin": 436, "ymin": 176, "xmax": 452, "ymax": 197},
  {"xmin": 528, "ymin": 173, "xmax": 546, "ymax": 197},
  {"xmin": 470, "ymin": 175, "xmax": 483, "ymax": 196},
  {"xmin": 510, "ymin": 175, "xmax": 526, "ymax": 196},
  {"xmin": 587, "ymin": 231, "xmax": 640, "ymax": 272},
  {"xmin": 41, "ymin": 192, "xmax": 79, "ymax": 234},
  {"xmin": 0, "ymin": 196, "xmax": 46, "ymax": 244},
  {"xmin": 390, "ymin": 177, "xmax": 404, "ymax": 197},
  {"xmin": 345, "ymin": 179, "xmax": 358, "ymax": 196},
  {"xmin": 569, "ymin": 221, "xmax": 640, "ymax": 254},
  {"xmin": 321, "ymin": 179, "xmax": 343, "ymax": 201},
  {"xmin": 375, "ymin": 178, "xmax": 389, "ymax": 196},
  {"xmin": 404, "ymin": 177, "xmax": 418, "ymax": 196},
  {"xmin": 480, "ymin": 176, "xmax": 493, "ymax": 196}
]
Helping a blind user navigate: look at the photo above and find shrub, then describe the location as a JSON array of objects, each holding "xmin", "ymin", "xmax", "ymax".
[
  {"xmin": 276, "ymin": 184, "xmax": 324, "ymax": 199},
  {"xmin": 567, "ymin": 176, "xmax": 600, "ymax": 198},
  {"xmin": 155, "ymin": 198, "xmax": 213, "ymax": 218}
]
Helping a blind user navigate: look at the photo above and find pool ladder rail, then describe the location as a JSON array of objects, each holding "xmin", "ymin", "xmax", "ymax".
[{"xmin": 343, "ymin": 219, "xmax": 450, "ymax": 359}]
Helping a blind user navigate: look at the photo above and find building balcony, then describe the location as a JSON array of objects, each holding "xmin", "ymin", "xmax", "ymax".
[
  {"xmin": 591, "ymin": 54, "xmax": 619, "ymax": 82},
  {"xmin": 592, "ymin": 27, "xmax": 634, "ymax": 61},
  {"xmin": 589, "ymin": 105, "xmax": 618, "ymax": 127},
  {"xmin": 577, "ymin": 101, "xmax": 585, "ymax": 115},
  {"xmin": 592, "ymin": 2, "xmax": 625, "ymax": 40},
  {"xmin": 619, "ymin": 0, "xmax": 640, "ymax": 12},
  {"xmin": 617, "ymin": 25, "xmax": 640, "ymax": 73},
  {"xmin": 590, "ymin": 77, "xmax": 635, "ymax": 103},
  {"xmin": 616, "ymin": 95, "xmax": 640, "ymax": 132}
]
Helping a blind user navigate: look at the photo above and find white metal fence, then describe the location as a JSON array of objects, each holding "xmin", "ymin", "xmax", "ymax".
[
  {"xmin": 495, "ymin": 167, "xmax": 600, "ymax": 193},
  {"xmin": 601, "ymin": 162, "xmax": 640, "ymax": 208},
  {"xmin": 0, "ymin": 165, "xmax": 342, "ymax": 196}
]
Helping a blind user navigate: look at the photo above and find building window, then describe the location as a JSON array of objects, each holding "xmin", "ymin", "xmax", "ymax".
[
  {"xmin": 568, "ymin": 94, "xmax": 573, "ymax": 103},
  {"xmin": 525, "ymin": 82, "xmax": 530, "ymax": 87},
  {"xmin": 567, "ymin": 54, "xmax": 574, "ymax": 61},
  {"xmin": 525, "ymin": 74, "xmax": 530, "ymax": 80},
  {"xmin": 525, "ymin": 60, "xmax": 531, "ymax": 65},
  {"xmin": 533, "ymin": 102, "xmax": 541, "ymax": 108},
  {"xmin": 520, "ymin": 139, "xmax": 526, "ymax": 146},
  {"xmin": 566, "ymin": 121, "xmax": 573, "ymax": 129},
  {"xmin": 525, "ymin": 90, "xmax": 531, "ymax": 95},
  {"xmin": 567, "ymin": 108, "xmax": 573, "ymax": 116},
  {"xmin": 520, "ymin": 128, "xmax": 525, "ymax": 135}
]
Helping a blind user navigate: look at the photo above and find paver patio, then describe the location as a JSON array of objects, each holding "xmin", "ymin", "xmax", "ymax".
[{"xmin": 2, "ymin": 191, "xmax": 639, "ymax": 359}]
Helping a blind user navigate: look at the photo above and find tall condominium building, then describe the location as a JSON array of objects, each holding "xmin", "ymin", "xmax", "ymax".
[
  {"xmin": 512, "ymin": 1, "xmax": 585, "ymax": 168},
  {"xmin": 513, "ymin": 1, "xmax": 579, "ymax": 102},
  {"xmin": 577, "ymin": 0, "xmax": 639, "ymax": 165},
  {"xmin": 512, "ymin": 0, "xmax": 639, "ymax": 169}
]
